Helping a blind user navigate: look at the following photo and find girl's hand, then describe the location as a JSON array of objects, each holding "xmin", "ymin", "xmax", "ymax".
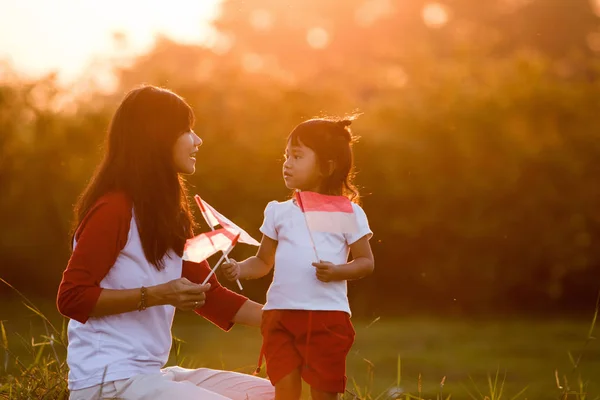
[
  {"xmin": 152, "ymin": 278, "xmax": 211, "ymax": 311},
  {"xmin": 312, "ymin": 260, "xmax": 340, "ymax": 283},
  {"xmin": 222, "ymin": 258, "xmax": 241, "ymax": 281}
]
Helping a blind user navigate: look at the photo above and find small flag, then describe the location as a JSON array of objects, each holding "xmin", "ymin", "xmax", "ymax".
[
  {"xmin": 295, "ymin": 191, "xmax": 358, "ymax": 234},
  {"xmin": 202, "ymin": 233, "xmax": 241, "ymax": 285},
  {"xmin": 183, "ymin": 228, "xmax": 235, "ymax": 263},
  {"xmin": 195, "ymin": 195, "xmax": 260, "ymax": 246}
]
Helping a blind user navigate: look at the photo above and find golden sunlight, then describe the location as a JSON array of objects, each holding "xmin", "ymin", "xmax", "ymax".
[
  {"xmin": 0, "ymin": 0, "xmax": 221, "ymax": 82},
  {"xmin": 242, "ymin": 52, "xmax": 265, "ymax": 73},
  {"xmin": 307, "ymin": 27, "xmax": 330, "ymax": 50},
  {"xmin": 591, "ymin": 0, "xmax": 600, "ymax": 17},
  {"xmin": 355, "ymin": 0, "xmax": 395, "ymax": 27},
  {"xmin": 587, "ymin": 31, "xmax": 600, "ymax": 52},
  {"xmin": 422, "ymin": 2, "xmax": 450, "ymax": 29},
  {"xmin": 249, "ymin": 9, "xmax": 274, "ymax": 32},
  {"xmin": 386, "ymin": 66, "xmax": 409, "ymax": 88}
]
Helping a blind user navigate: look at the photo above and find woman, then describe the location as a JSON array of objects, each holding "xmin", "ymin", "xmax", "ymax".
[{"xmin": 57, "ymin": 85, "xmax": 274, "ymax": 399}]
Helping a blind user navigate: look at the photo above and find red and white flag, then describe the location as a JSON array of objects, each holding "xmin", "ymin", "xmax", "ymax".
[
  {"xmin": 194, "ymin": 195, "xmax": 260, "ymax": 246},
  {"xmin": 295, "ymin": 191, "xmax": 358, "ymax": 234},
  {"xmin": 183, "ymin": 228, "xmax": 238, "ymax": 263}
]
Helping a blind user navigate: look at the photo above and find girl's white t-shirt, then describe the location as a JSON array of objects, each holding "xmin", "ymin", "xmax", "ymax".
[{"xmin": 260, "ymin": 199, "xmax": 373, "ymax": 315}]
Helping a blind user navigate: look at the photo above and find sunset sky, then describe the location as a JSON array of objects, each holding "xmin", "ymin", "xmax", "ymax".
[{"xmin": 0, "ymin": 0, "xmax": 221, "ymax": 82}]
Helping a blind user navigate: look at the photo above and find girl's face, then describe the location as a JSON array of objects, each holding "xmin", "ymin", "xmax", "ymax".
[
  {"xmin": 283, "ymin": 139, "xmax": 323, "ymax": 192},
  {"xmin": 173, "ymin": 130, "xmax": 202, "ymax": 174}
]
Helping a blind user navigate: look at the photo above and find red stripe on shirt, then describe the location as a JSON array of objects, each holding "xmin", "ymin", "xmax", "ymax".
[{"xmin": 56, "ymin": 192, "xmax": 132, "ymax": 323}]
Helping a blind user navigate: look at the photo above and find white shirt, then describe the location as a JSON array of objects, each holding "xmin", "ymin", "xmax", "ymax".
[
  {"xmin": 260, "ymin": 199, "xmax": 372, "ymax": 315},
  {"xmin": 67, "ymin": 212, "xmax": 181, "ymax": 391},
  {"xmin": 60, "ymin": 192, "xmax": 246, "ymax": 391}
]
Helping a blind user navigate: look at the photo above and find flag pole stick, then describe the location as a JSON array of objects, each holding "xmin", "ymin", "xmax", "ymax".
[
  {"xmin": 202, "ymin": 233, "xmax": 240, "ymax": 285},
  {"xmin": 295, "ymin": 190, "xmax": 321, "ymax": 261},
  {"xmin": 195, "ymin": 196, "xmax": 244, "ymax": 291}
]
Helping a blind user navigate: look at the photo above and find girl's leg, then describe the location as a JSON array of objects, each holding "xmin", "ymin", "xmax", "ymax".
[
  {"xmin": 262, "ymin": 310, "xmax": 303, "ymax": 399},
  {"xmin": 275, "ymin": 367, "xmax": 302, "ymax": 400},
  {"xmin": 297, "ymin": 311, "xmax": 355, "ymax": 397},
  {"xmin": 310, "ymin": 386, "xmax": 339, "ymax": 400}
]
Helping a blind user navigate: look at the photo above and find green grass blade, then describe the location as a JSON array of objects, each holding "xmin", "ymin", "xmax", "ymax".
[
  {"xmin": 468, "ymin": 374, "xmax": 485, "ymax": 399},
  {"xmin": 0, "ymin": 321, "xmax": 7, "ymax": 349},
  {"xmin": 397, "ymin": 354, "xmax": 401, "ymax": 387},
  {"xmin": 0, "ymin": 278, "xmax": 58, "ymax": 334},
  {"xmin": 366, "ymin": 316, "xmax": 381, "ymax": 328},
  {"xmin": 460, "ymin": 383, "xmax": 480, "ymax": 400},
  {"xmin": 509, "ymin": 385, "xmax": 528, "ymax": 400},
  {"xmin": 587, "ymin": 290, "xmax": 600, "ymax": 340},
  {"xmin": 33, "ymin": 344, "xmax": 45, "ymax": 365}
]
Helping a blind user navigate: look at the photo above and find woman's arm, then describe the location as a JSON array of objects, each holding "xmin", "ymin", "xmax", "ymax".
[
  {"xmin": 89, "ymin": 279, "xmax": 211, "ymax": 318},
  {"xmin": 57, "ymin": 193, "xmax": 131, "ymax": 323},
  {"xmin": 57, "ymin": 193, "xmax": 210, "ymax": 323}
]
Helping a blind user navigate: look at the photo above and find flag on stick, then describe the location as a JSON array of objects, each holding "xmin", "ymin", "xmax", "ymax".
[
  {"xmin": 193, "ymin": 195, "xmax": 260, "ymax": 291},
  {"xmin": 182, "ymin": 228, "xmax": 234, "ymax": 263},
  {"xmin": 295, "ymin": 191, "xmax": 358, "ymax": 234},
  {"xmin": 202, "ymin": 233, "xmax": 240, "ymax": 285},
  {"xmin": 195, "ymin": 195, "xmax": 260, "ymax": 246}
]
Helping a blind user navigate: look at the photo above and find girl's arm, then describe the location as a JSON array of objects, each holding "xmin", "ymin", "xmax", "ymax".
[
  {"xmin": 222, "ymin": 235, "xmax": 277, "ymax": 280},
  {"xmin": 312, "ymin": 235, "xmax": 374, "ymax": 282},
  {"xmin": 183, "ymin": 260, "xmax": 255, "ymax": 329}
]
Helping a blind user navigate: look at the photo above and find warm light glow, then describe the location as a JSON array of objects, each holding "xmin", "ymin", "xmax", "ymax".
[
  {"xmin": 591, "ymin": 0, "xmax": 600, "ymax": 17},
  {"xmin": 206, "ymin": 33, "xmax": 235, "ymax": 56},
  {"xmin": 307, "ymin": 27, "xmax": 330, "ymax": 49},
  {"xmin": 497, "ymin": 0, "xmax": 534, "ymax": 14},
  {"xmin": 249, "ymin": 9, "xmax": 273, "ymax": 31},
  {"xmin": 422, "ymin": 2, "xmax": 450, "ymax": 29},
  {"xmin": 386, "ymin": 66, "xmax": 408, "ymax": 88},
  {"xmin": 587, "ymin": 32, "xmax": 600, "ymax": 52},
  {"xmin": 0, "ymin": 0, "xmax": 221, "ymax": 82},
  {"xmin": 242, "ymin": 53, "xmax": 264, "ymax": 73},
  {"xmin": 355, "ymin": 0, "xmax": 394, "ymax": 27}
]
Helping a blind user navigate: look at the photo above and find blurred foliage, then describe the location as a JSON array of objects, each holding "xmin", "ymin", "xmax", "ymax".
[{"xmin": 1, "ymin": 0, "xmax": 600, "ymax": 316}]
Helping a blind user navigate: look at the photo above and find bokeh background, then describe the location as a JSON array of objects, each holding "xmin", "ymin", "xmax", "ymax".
[{"xmin": 2, "ymin": 0, "xmax": 600, "ymax": 397}]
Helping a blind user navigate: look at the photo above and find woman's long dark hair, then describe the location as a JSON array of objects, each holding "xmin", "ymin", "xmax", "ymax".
[
  {"xmin": 73, "ymin": 85, "xmax": 196, "ymax": 269},
  {"xmin": 288, "ymin": 116, "xmax": 360, "ymax": 203}
]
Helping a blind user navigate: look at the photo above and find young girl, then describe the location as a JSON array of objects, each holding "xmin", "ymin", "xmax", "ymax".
[
  {"xmin": 222, "ymin": 118, "xmax": 374, "ymax": 400},
  {"xmin": 57, "ymin": 85, "xmax": 274, "ymax": 400}
]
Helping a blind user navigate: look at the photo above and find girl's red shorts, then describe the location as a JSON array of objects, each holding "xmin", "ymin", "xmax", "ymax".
[{"xmin": 260, "ymin": 309, "xmax": 355, "ymax": 393}]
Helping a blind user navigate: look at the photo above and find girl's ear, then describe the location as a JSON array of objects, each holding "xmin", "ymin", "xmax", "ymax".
[{"xmin": 327, "ymin": 160, "xmax": 336, "ymax": 177}]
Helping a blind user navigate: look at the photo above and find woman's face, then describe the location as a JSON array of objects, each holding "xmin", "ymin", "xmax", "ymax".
[{"xmin": 172, "ymin": 130, "xmax": 202, "ymax": 174}]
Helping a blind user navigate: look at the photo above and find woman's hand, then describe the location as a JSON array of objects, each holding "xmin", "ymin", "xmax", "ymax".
[
  {"xmin": 221, "ymin": 259, "xmax": 241, "ymax": 281},
  {"xmin": 151, "ymin": 278, "xmax": 211, "ymax": 311}
]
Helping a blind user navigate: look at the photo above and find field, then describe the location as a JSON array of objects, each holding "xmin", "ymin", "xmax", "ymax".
[{"xmin": 1, "ymin": 297, "xmax": 598, "ymax": 399}]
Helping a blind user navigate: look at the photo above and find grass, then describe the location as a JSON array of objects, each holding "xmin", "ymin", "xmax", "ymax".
[
  {"xmin": 0, "ymin": 281, "xmax": 599, "ymax": 399},
  {"xmin": 166, "ymin": 315, "xmax": 600, "ymax": 399}
]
